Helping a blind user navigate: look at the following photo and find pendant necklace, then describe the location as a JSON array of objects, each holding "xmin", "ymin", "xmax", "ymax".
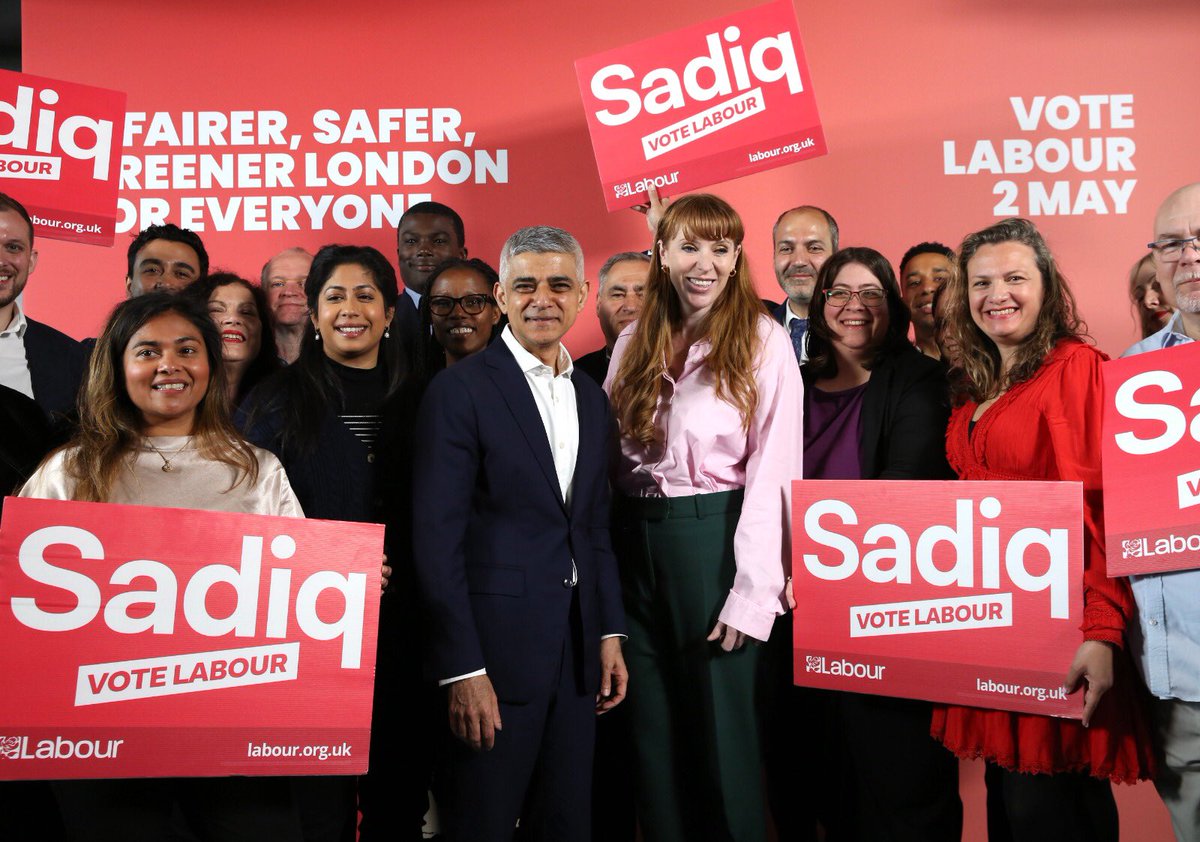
[{"xmin": 145, "ymin": 439, "xmax": 190, "ymax": 473}]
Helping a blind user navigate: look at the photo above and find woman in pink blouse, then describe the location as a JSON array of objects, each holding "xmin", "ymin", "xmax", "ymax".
[{"xmin": 605, "ymin": 194, "xmax": 803, "ymax": 842}]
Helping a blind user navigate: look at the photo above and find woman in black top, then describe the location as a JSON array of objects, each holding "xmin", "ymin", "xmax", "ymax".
[{"xmin": 243, "ymin": 244, "xmax": 426, "ymax": 842}]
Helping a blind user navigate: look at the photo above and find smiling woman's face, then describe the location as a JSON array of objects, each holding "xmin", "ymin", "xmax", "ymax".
[
  {"xmin": 207, "ymin": 283, "xmax": 262, "ymax": 365},
  {"xmin": 310, "ymin": 263, "xmax": 395, "ymax": 369},
  {"xmin": 428, "ymin": 266, "xmax": 499, "ymax": 362},
  {"xmin": 123, "ymin": 311, "xmax": 210, "ymax": 435}
]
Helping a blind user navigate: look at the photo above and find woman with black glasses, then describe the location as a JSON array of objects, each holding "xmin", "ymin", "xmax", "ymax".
[
  {"xmin": 415, "ymin": 258, "xmax": 503, "ymax": 384},
  {"xmin": 799, "ymin": 246, "xmax": 962, "ymax": 841}
]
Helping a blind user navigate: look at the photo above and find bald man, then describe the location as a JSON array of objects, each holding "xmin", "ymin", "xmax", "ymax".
[{"xmin": 1123, "ymin": 181, "xmax": 1200, "ymax": 842}]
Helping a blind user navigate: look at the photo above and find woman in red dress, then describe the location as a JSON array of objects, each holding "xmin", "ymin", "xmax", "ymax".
[{"xmin": 934, "ymin": 217, "xmax": 1154, "ymax": 841}]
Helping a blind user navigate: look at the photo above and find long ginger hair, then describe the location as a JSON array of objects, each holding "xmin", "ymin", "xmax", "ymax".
[{"xmin": 610, "ymin": 194, "xmax": 762, "ymax": 445}]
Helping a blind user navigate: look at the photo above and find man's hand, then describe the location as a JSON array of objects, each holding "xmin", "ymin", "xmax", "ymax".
[
  {"xmin": 596, "ymin": 637, "xmax": 628, "ymax": 714},
  {"xmin": 707, "ymin": 621, "xmax": 748, "ymax": 652},
  {"xmin": 630, "ymin": 184, "xmax": 671, "ymax": 235},
  {"xmin": 447, "ymin": 674, "xmax": 502, "ymax": 751},
  {"xmin": 1063, "ymin": 640, "xmax": 1115, "ymax": 728},
  {"xmin": 380, "ymin": 553, "xmax": 391, "ymax": 592}
]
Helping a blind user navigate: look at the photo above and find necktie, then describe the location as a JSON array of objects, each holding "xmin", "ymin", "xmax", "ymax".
[{"xmin": 789, "ymin": 318, "xmax": 808, "ymax": 364}]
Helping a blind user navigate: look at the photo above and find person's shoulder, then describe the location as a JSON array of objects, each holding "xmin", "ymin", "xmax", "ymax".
[
  {"xmin": 1049, "ymin": 336, "xmax": 1107, "ymax": 367},
  {"xmin": 24, "ymin": 316, "xmax": 83, "ymax": 349},
  {"xmin": 755, "ymin": 311, "xmax": 793, "ymax": 353},
  {"xmin": 1122, "ymin": 320, "xmax": 1178, "ymax": 358}
]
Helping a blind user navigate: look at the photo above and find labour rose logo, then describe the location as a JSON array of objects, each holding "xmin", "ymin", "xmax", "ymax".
[
  {"xmin": 805, "ymin": 655, "xmax": 824, "ymax": 673},
  {"xmin": 1122, "ymin": 539, "xmax": 1145, "ymax": 559},
  {"xmin": 0, "ymin": 736, "xmax": 22, "ymax": 759}
]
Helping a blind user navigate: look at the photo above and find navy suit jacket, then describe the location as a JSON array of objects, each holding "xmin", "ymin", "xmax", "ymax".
[
  {"xmin": 412, "ymin": 338, "xmax": 626, "ymax": 704},
  {"xmin": 23, "ymin": 317, "xmax": 87, "ymax": 421}
]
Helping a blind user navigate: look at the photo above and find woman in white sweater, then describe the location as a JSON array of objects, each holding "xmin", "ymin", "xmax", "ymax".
[{"xmin": 21, "ymin": 292, "xmax": 306, "ymax": 842}]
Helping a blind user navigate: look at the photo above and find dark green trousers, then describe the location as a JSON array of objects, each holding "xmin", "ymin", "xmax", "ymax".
[{"xmin": 613, "ymin": 490, "xmax": 766, "ymax": 842}]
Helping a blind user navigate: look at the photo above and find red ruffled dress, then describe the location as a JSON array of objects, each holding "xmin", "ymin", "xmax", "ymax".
[{"xmin": 930, "ymin": 338, "xmax": 1155, "ymax": 783}]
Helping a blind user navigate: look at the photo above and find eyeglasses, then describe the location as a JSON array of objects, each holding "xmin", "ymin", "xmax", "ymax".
[
  {"xmin": 1148, "ymin": 236, "xmax": 1200, "ymax": 262},
  {"xmin": 428, "ymin": 294, "xmax": 495, "ymax": 316},
  {"xmin": 824, "ymin": 287, "xmax": 887, "ymax": 307}
]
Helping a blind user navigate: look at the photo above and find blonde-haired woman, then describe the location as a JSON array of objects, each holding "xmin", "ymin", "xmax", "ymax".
[{"xmin": 606, "ymin": 193, "xmax": 802, "ymax": 842}]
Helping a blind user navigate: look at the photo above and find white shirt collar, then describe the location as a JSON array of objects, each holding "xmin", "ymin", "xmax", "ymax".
[
  {"xmin": 0, "ymin": 302, "xmax": 27, "ymax": 337},
  {"xmin": 784, "ymin": 302, "xmax": 808, "ymax": 328},
  {"xmin": 501, "ymin": 324, "xmax": 573, "ymax": 377}
]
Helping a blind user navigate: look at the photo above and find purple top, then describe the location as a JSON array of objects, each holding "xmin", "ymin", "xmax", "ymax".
[{"xmin": 803, "ymin": 382, "xmax": 867, "ymax": 480}]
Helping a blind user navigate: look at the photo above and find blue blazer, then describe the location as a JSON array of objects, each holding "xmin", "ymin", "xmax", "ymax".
[{"xmin": 412, "ymin": 338, "xmax": 626, "ymax": 704}]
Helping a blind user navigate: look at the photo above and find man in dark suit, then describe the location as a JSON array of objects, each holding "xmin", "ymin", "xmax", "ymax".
[
  {"xmin": 0, "ymin": 193, "xmax": 87, "ymax": 424},
  {"xmin": 770, "ymin": 205, "xmax": 838, "ymax": 364},
  {"xmin": 413, "ymin": 225, "xmax": 627, "ymax": 842},
  {"xmin": 393, "ymin": 201, "xmax": 468, "ymax": 346},
  {"xmin": 574, "ymin": 250, "xmax": 648, "ymax": 386}
]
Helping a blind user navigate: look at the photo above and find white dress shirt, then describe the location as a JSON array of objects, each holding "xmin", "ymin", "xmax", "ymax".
[{"xmin": 0, "ymin": 302, "xmax": 35, "ymax": 400}]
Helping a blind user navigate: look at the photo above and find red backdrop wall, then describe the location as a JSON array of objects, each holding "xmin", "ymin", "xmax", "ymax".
[{"xmin": 20, "ymin": 0, "xmax": 1198, "ymax": 358}]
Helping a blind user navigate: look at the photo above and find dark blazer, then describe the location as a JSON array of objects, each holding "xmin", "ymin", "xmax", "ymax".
[
  {"xmin": 805, "ymin": 344, "xmax": 953, "ymax": 481},
  {"xmin": 573, "ymin": 346, "xmax": 610, "ymax": 387},
  {"xmin": 413, "ymin": 338, "xmax": 626, "ymax": 704},
  {"xmin": 770, "ymin": 300, "xmax": 787, "ymax": 325},
  {"xmin": 23, "ymin": 317, "xmax": 87, "ymax": 421}
]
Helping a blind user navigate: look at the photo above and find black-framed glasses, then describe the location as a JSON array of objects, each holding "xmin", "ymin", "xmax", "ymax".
[
  {"xmin": 824, "ymin": 287, "xmax": 887, "ymax": 307},
  {"xmin": 1148, "ymin": 236, "xmax": 1200, "ymax": 262},
  {"xmin": 428, "ymin": 294, "xmax": 495, "ymax": 316}
]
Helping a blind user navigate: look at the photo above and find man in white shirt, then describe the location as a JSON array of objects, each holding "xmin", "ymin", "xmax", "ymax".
[
  {"xmin": 0, "ymin": 192, "xmax": 86, "ymax": 421},
  {"xmin": 771, "ymin": 205, "xmax": 838, "ymax": 364},
  {"xmin": 413, "ymin": 225, "xmax": 627, "ymax": 842}
]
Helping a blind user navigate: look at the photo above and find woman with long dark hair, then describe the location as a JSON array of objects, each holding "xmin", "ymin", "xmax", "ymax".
[
  {"xmin": 935, "ymin": 218, "xmax": 1154, "ymax": 841},
  {"xmin": 21, "ymin": 292, "xmax": 304, "ymax": 841},
  {"xmin": 801, "ymin": 246, "xmax": 961, "ymax": 840},
  {"xmin": 186, "ymin": 271, "xmax": 281, "ymax": 403},
  {"xmin": 243, "ymin": 244, "xmax": 425, "ymax": 842},
  {"xmin": 606, "ymin": 194, "xmax": 802, "ymax": 842}
]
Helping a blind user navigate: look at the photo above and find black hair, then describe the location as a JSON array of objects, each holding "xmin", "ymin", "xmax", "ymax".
[
  {"xmin": 183, "ymin": 271, "xmax": 282, "ymax": 402},
  {"xmin": 414, "ymin": 257, "xmax": 503, "ymax": 385},
  {"xmin": 248, "ymin": 245, "xmax": 408, "ymax": 453},
  {"xmin": 803, "ymin": 247, "xmax": 912, "ymax": 381},
  {"xmin": 397, "ymin": 201, "xmax": 465, "ymax": 248},
  {"xmin": 126, "ymin": 223, "xmax": 210, "ymax": 279},
  {"xmin": 899, "ymin": 241, "xmax": 955, "ymax": 276}
]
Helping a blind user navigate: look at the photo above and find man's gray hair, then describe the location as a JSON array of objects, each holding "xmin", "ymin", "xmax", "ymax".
[
  {"xmin": 597, "ymin": 251, "xmax": 650, "ymax": 292},
  {"xmin": 260, "ymin": 246, "xmax": 314, "ymax": 285},
  {"xmin": 499, "ymin": 226, "xmax": 584, "ymax": 283}
]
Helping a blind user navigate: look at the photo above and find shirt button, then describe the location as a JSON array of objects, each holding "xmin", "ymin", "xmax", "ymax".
[
  {"xmin": 367, "ymin": 453, "xmax": 375, "ymax": 463},
  {"xmin": 562, "ymin": 578, "xmax": 571, "ymax": 588},
  {"xmin": 1149, "ymin": 619, "xmax": 1159, "ymax": 626}
]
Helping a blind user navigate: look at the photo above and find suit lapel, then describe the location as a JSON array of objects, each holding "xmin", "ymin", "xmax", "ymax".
[
  {"xmin": 486, "ymin": 341, "xmax": 567, "ymax": 511},
  {"xmin": 571, "ymin": 376, "xmax": 597, "ymax": 518}
]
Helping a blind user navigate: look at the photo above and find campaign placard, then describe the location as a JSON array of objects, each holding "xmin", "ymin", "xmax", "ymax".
[
  {"xmin": 0, "ymin": 70, "xmax": 125, "ymax": 245},
  {"xmin": 0, "ymin": 497, "xmax": 383, "ymax": 779},
  {"xmin": 792, "ymin": 480, "xmax": 1084, "ymax": 718},
  {"xmin": 575, "ymin": 0, "xmax": 826, "ymax": 211},
  {"xmin": 1102, "ymin": 342, "xmax": 1200, "ymax": 576}
]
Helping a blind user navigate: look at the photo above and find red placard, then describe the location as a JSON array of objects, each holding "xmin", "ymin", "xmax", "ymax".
[
  {"xmin": 1102, "ymin": 342, "xmax": 1200, "ymax": 576},
  {"xmin": 574, "ymin": 0, "xmax": 826, "ymax": 211},
  {"xmin": 792, "ymin": 480, "xmax": 1084, "ymax": 718},
  {"xmin": 0, "ymin": 70, "xmax": 125, "ymax": 246},
  {"xmin": 0, "ymin": 497, "xmax": 382, "ymax": 779}
]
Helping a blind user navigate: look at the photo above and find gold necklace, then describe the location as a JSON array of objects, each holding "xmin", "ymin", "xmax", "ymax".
[{"xmin": 145, "ymin": 438, "xmax": 191, "ymax": 473}]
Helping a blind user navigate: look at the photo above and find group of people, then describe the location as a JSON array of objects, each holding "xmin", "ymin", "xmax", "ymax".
[{"xmin": 1, "ymin": 177, "xmax": 1199, "ymax": 842}]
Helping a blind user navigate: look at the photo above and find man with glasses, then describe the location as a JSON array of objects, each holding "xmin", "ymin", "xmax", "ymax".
[{"xmin": 1122, "ymin": 181, "xmax": 1200, "ymax": 841}]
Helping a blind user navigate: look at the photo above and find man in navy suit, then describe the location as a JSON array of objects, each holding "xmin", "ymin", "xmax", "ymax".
[
  {"xmin": 770, "ymin": 205, "xmax": 838, "ymax": 364},
  {"xmin": 0, "ymin": 193, "xmax": 86, "ymax": 425},
  {"xmin": 413, "ymin": 225, "xmax": 627, "ymax": 842}
]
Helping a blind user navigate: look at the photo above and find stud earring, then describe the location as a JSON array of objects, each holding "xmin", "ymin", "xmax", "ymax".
[{"xmin": 315, "ymin": 329, "xmax": 321, "ymax": 342}]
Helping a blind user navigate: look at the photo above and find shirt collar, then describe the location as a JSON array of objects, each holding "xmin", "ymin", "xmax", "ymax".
[
  {"xmin": 404, "ymin": 287, "xmax": 422, "ymax": 308},
  {"xmin": 0, "ymin": 302, "xmax": 27, "ymax": 337},
  {"xmin": 501, "ymin": 324, "xmax": 573, "ymax": 378},
  {"xmin": 784, "ymin": 302, "xmax": 808, "ymax": 328}
]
